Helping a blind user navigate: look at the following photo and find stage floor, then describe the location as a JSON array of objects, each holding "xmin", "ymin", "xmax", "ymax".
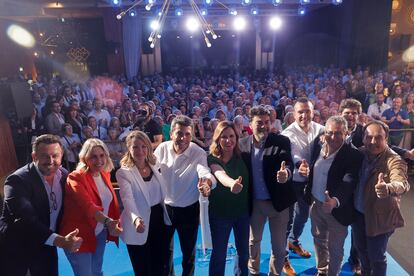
[{"xmin": 58, "ymin": 221, "xmax": 408, "ymax": 275}]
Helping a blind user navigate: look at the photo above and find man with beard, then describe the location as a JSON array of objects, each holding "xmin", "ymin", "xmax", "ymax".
[
  {"xmin": 0, "ymin": 134, "xmax": 82, "ymax": 276},
  {"xmin": 134, "ymin": 102, "xmax": 163, "ymax": 149},
  {"xmin": 239, "ymin": 105, "xmax": 295, "ymax": 276}
]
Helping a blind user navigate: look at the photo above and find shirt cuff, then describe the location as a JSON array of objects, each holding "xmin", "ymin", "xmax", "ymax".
[
  {"xmin": 45, "ymin": 233, "xmax": 59, "ymax": 246},
  {"xmin": 332, "ymin": 197, "xmax": 340, "ymax": 208}
]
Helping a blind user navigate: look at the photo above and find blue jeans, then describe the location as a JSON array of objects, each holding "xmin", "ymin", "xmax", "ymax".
[
  {"xmin": 287, "ymin": 181, "xmax": 310, "ymax": 244},
  {"xmin": 65, "ymin": 230, "xmax": 107, "ymax": 276},
  {"xmin": 352, "ymin": 211, "xmax": 393, "ymax": 276},
  {"xmin": 209, "ymin": 214, "xmax": 250, "ymax": 276}
]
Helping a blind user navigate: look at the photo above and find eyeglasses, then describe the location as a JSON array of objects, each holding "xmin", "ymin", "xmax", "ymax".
[{"xmin": 50, "ymin": 191, "xmax": 57, "ymax": 212}]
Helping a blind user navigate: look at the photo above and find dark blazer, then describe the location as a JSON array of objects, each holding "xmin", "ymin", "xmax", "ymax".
[
  {"xmin": 0, "ymin": 163, "xmax": 67, "ymax": 276},
  {"xmin": 304, "ymin": 138, "xmax": 363, "ymax": 226},
  {"xmin": 239, "ymin": 133, "xmax": 296, "ymax": 212}
]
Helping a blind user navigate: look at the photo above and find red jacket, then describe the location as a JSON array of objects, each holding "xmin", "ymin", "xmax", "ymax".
[{"xmin": 59, "ymin": 169, "xmax": 120, "ymax": 252}]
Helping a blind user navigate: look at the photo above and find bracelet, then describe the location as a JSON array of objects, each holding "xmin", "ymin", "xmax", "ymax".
[{"xmin": 103, "ymin": 217, "xmax": 110, "ymax": 228}]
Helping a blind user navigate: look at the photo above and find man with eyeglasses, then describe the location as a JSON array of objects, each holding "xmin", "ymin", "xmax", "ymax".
[{"xmin": 0, "ymin": 134, "xmax": 82, "ymax": 276}]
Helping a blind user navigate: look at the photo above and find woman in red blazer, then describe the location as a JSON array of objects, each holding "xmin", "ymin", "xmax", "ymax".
[{"xmin": 59, "ymin": 138, "xmax": 122, "ymax": 276}]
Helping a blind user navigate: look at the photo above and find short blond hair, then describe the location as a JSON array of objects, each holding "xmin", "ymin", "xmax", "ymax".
[
  {"xmin": 77, "ymin": 138, "xmax": 114, "ymax": 172},
  {"xmin": 120, "ymin": 130, "xmax": 156, "ymax": 167}
]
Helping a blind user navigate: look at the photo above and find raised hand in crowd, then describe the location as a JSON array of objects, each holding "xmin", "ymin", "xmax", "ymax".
[{"xmin": 276, "ymin": 160, "xmax": 289, "ymax": 183}]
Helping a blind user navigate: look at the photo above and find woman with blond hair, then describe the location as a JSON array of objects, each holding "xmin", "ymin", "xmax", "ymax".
[
  {"xmin": 59, "ymin": 138, "xmax": 122, "ymax": 276},
  {"xmin": 207, "ymin": 121, "xmax": 250, "ymax": 276},
  {"xmin": 116, "ymin": 130, "xmax": 171, "ymax": 275}
]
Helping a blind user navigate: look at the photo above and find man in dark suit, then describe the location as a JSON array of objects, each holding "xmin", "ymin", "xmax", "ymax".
[
  {"xmin": 238, "ymin": 105, "xmax": 296, "ymax": 276},
  {"xmin": 304, "ymin": 116, "xmax": 363, "ymax": 276},
  {"xmin": 0, "ymin": 134, "xmax": 82, "ymax": 276}
]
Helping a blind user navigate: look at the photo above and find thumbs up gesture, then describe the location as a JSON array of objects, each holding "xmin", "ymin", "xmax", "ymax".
[
  {"xmin": 375, "ymin": 173, "xmax": 389, "ymax": 199},
  {"xmin": 231, "ymin": 176, "xmax": 243, "ymax": 194},
  {"xmin": 55, "ymin": 228, "xmax": 83, "ymax": 252},
  {"xmin": 298, "ymin": 159, "xmax": 310, "ymax": 177},
  {"xmin": 276, "ymin": 161, "xmax": 289, "ymax": 184},
  {"xmin": 134, "ymin": 217, "xmax": 146, "ymax": 233},
  {"xmin": 322, "ymin": 191, "xmax": 337, "ymax": 214}
]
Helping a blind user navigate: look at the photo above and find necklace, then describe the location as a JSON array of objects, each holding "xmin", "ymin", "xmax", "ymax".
[{"xmin": 137, "ymin": 164, "xmax": 149, "ymax": 174}]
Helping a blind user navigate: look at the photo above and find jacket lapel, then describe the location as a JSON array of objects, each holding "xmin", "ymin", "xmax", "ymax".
[{"xmin": 131, "ymin": 166, "xmax": 151, "ymax": 208}]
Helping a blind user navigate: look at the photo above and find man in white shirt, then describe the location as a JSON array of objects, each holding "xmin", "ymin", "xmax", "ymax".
[
  {"xmin": 367, "ymin": 93, "xmax": 390, "ymax": 120},
  {"xmin": 281, "ymin": 98, "xmax": 325, "ymax": 275},
  {"xmin": 88, "ymin": 98, "xmax": 111, "ymax": 128},
  {"xmin": 155, "ymin": 115, "xmax": 216, "ymax": 276}
]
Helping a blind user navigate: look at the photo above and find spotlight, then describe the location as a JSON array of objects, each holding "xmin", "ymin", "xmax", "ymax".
[
  {"xmin": 61, "ymin": 18, "xmax": 65, "ymax": 22},
  {"xmin": 156, "ymin": 9, "xmax": 162, "ymax": 17},
  {"xmin": 129, "ymin": 9, "xmax": 137, "ymax": 17},
  {"xmin": 300, "ymin": 0, "xmax": 310, "ymax": 4},
  {"xmin": 150, "ymin": 20, "xmax": 160, "ymax": 30},
  {"xmin": 241, "ymin": 0, "xmax": 251, "ymax": 6},
  {"xmin": 39, "ymin": 32, "xmax": 44, "ymax": 37},
  {"xmin": 19, "ymin": 67, "xmax": 23, "ymax": 72},
  {"xmin": 212, "ymin": 34, "xmax": 218, "ymax": 39},
  {"xmin": 112, "ymin": 0, "xmax": 120, "ymax": 5},
  {"xmin": 332, "ymin": 0, "xmax": 342, "ymax": 4},
  {"xmin": 145, "ymin": 3, "xmax": 153, "ymax": 10},
  {"xmin": 298, "ymin": 6, "xmax": 306, "ymax": 15},
  {"xmin": 6, "ymin": 25, "xmax": 35, "ymax": 48},
  {"xmin": 272, "ymin": 0, "xmax": 282, "ymax": 6},
  {"xmin": 175, "ymin": 8, "xmax": 183, "ymax": 16},
  {"xmin": 34, "ymin": 52, "xmax": 39, "ymax": 57},
  {"xmin": 157, "ymin": 34, "xmax": 161, "ymax": 38},
  {"xmin": 50, "ymin": 50, "xmax": 55, "ymax": 55},
  {"xmin": 251, "ymin": 6, "xmax": 258, "ymax": 15},
  {"xmin": 148, "ymin": 0, "xmax": 155, "ymax": 4},
  {"xmin": 186, "ymin": 17, "xmax": 199, "ymax": 32},
  {"xmin": 201, "ymin": 8, "xmax": 208, "ymax": 16},
  {"xmin": 229, "ymin": 8, "xmax": 238, "ymax": 16},
  {"xmin": 150, "ymin": 43, "xmax": 155, "ymax": 48},
  {"xmin": 269, "ymin": 16, "xmax": 282, "ymax": 30},
  {"xmin": 233, "ymin": 16, "xmax": 246, "ymax": 31},
  {"xmin": 204, "ymin": 0, "xmax": 213, "ymax": 6}
]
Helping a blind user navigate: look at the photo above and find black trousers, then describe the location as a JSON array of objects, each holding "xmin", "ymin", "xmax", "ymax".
[
  {"xmin": 126, "ymin": 204, "xmax": 170, "ymax": 276},
  {"xmin": 0, "ymin": 245, "xmax": 58, "ymax": 276},
  {"xmin": 165, "ymin": 201, "xmax": 200, "ymax": 276}
]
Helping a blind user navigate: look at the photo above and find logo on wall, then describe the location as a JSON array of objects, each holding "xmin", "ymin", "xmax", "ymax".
[
  {"xmin": 408, "ymin": 5, "xmax": 414, "ymax": 25},
  {"xmin": 66, "ymin": 47, "xmax": 90, "ymax": 62}
]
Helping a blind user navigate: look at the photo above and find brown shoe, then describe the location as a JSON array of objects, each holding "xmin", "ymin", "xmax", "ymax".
[
  {"xmin": 282, "ymin": 258, "xmax": 296, "ymax": 276},
  {"xmin": 288, "ymin": 241, "xmax": 312, "ymax": 258}
]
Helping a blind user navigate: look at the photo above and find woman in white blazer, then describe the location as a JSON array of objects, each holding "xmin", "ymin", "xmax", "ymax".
[{"xmin": 116, "ymin": 130, "xmax": 171, "ymax": 275}]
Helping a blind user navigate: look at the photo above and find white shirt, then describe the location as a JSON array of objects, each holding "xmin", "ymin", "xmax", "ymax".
[
  {"xmin": 89, "ymin": 109, "xmax": 111, "ymax": 128},
  {"xmin": 282, "ymin": 121, "xmax": 325, "ymax": 182},
  {"xmin": 145, "ymin": 174, "xmax": 163, "ymax": 207},
  {"xmin": 367, "ymin": 103, "xmax": 390, "ymax": 119},
  {"xmin": 154, "ymin": 141, "xmax": 216, "ymax": 207},
  {"xmin": 93, "ymin": 174, "xmax": 113, "ymax": 235},
  {"xmin": 311, "ymin": 146, "xmax": 340, "ymax": 202}
]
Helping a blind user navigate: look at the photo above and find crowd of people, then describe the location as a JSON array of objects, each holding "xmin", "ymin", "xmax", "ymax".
[{"xmin": 0, "ymin": 65, "xmax": 413, "ymax": 276}]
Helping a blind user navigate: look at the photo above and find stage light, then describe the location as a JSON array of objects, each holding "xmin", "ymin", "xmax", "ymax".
[
  {"xmin": 201, "ymin": 8, "xmax": 208, "ymax": 16},
  {"xmin": 269, "ymin": 16, "xmax": 282, "ymax": 30},
  {"xmin": 272, "ymin": 0, "xmax": 282, "ymax": 6},
  {"xmin": 50, "ymin": 50, "xmax": 55, "ymax": 55},
  {"xmin": 332, "ymin": 0, "xmax": 342, "ymax": 5},
  {"xmin": 212, "ymin": 34, "xmax": 218, "ymax": 39},
  {"xmin": 300, "ymin": 0, "xmax": 310, "ymax": 4},
  {"xmin": 186, "ymin": 17, "xmax": 199, "ymax": 32},
  {"xmin": 298, "ymin": 6, "xmax": 306, "ymax": 16},
  {"xmin": 112, "ymin": 0, "xmax": 120, "ymax": 5},
  {"xmin": 175, "ymin": 8, "xmax": 183, "ymax": 16},
  {"xmin": 148, "ymin": 0, "xmax": 155, "ymax": 4},
  {"xmin": 402, "ymin": 45, "xmax": 414, "ymax": 63},
  {"xmin": 229, "ymin": 8, "xmax": 238, "ymax": 16},
  {"xmin": 34, "ymin": 52, "xmax": 39, "ymax": 57},
  {"xmin": 251, "ymin": 7, "xmax": 258, "ymax": 15},
  {"xmin": 150, "ymin": 20, "xmax": 160, "ymax": 30},
  {"xmin": 19, "ymin": 67, "xmax": 23, "ymax": 72},
  {"xmin": 204, "ymin": 0, "xmax": 213, "ymax": 6},
  {"xmin": 150, "ymin": 43, "xmax": 155, "ymax": 48},
  {"xmin": 7, "ymin": 24, "xmax": 35, "ymax": 48},
  {"xmin": 145, "ymin": 3, "xmax": 153, "ymax": 10},
  {"xmin": 129, "ymin": 9, "xmax": 137, "ymax": 17},
  {"xmin": 157, "ymin": 34, "xmax": 161, "ymax": 38},
  {"xmin": 233, "ymin": 16, "xmax": 246, "ymax": 31},
  {"xmin": 241, "ymin": 0, "xmax": 251, "ymax": 6}
]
